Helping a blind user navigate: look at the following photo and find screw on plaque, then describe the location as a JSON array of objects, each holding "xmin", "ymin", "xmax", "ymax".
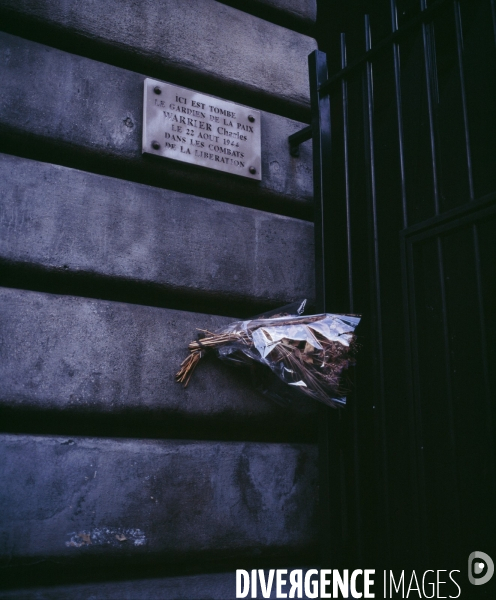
[
  {"xmin": 249, "ymin": 167, "xmax": 256, "ymax": 175},
  {"xmin": 154, "ymin": 86, "xmax": 162, "ymax": 94},
  {"xmin": 248, "ymin": 115, "xmax": 255, "ymax": 123},
  {"xmin": 151, "ymin": 140, "xmax": 160, "ymax": 150}
]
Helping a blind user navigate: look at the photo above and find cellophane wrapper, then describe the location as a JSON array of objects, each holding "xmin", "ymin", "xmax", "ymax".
[{"xmin": 205, "ymin": 309, "xmax": 360, "ymax": 408}]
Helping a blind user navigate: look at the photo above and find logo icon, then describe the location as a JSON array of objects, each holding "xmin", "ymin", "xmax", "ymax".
[{"xmin": 468, "ymin": 551, "xmax": 494, "ymax": 586}]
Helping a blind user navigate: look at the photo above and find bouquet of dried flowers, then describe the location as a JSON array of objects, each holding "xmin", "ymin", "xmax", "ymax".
[{"xmin": 176, "ymin": 301, "xmax": 360, "ymax": 408}]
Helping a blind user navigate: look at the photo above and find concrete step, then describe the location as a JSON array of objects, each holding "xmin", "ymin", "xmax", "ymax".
[
  {"xmin": 0, "ymin": 287, "xmax": 317, "ymax": 440},
  {"xmin": 0, "ymin": 154, "xmax": 314, "ymax": 309},
  {"xmin": 0, "ymin": 434, "xmax": 318, "ymax": 568}
]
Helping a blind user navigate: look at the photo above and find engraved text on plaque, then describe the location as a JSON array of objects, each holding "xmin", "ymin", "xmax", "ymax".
[{"xmin": 143, "ymin": 79, "xmax": 262, "ymax": 180}]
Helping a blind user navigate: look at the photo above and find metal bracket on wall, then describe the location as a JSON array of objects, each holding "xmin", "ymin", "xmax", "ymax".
[{"xmin": 288, "ymin": 125, "xmax": 312, "ymax": 157}]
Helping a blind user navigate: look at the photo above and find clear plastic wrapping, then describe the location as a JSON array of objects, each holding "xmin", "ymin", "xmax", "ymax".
[{"xmin": 176, "ymin": 301, "xmax": 361, "ymax": 408}]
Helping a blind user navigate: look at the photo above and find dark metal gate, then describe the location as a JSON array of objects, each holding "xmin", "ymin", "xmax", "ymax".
[{"xmin": 292, "ymin": 0, "xmax": 496, "ymax": 578}]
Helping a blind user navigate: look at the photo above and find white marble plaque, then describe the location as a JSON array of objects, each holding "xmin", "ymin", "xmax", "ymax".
[{"xmin": 143, "ymin": 79, "xmax": 261, "ymax": 180}]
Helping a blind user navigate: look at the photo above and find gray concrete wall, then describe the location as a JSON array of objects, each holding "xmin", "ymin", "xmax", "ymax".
[
  {"xmin": 0, "ymin": 154, "xmax": 315, "ymax": 306},
  {"xmin": 0, "ymin": 0, "xmax": 317, "ymax": 119},
  {"xmin": 249, "ymin": 0, "xmax": 316, "ymax": 22},
  {"xmin": 220, "ymin": 0, "xmax": 317, "ymax": 36},
  {"xmin": 0, "ymin": 33, "xmax": 313, "ymax": 213},
  {"xmin": 0, "ymin": 287, "xmax": 315, "ymax": 427},
  {"xmin": 0, "ymin": 434, "xmax": 318, "ymax": 561},
  {"xmin": 238, "ymin": 0, "xmax": 316, "ymax": 24},
  {"xmin": 0, "ymin": 0, "xmax": 319, "ymax": 594}
]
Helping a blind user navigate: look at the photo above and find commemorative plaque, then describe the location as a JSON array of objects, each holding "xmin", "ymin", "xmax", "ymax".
[{"xmin": 142, "ymin": 78, "xmax": 262, "ymax": 180}]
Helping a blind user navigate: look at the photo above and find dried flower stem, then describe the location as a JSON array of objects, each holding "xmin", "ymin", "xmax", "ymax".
[
  {"xmin": 176, "ymin": 349, "xmax": 204, "ymax": 387},
  {"xmin": 175, "ymin": 316, "xmax": 359, "ymax": 408}
]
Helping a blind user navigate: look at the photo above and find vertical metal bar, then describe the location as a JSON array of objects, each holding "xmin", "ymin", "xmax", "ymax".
[
  {"xmin": 390, "ymin": 0, "xmax": 409, "ymax": 228},
  {"xmin": 309, "ymin": 51, "xmax": 331, "ymax": 315},
  {"xmin": 341, "ymin": 34, "xmax": 354, "ymax": 313},
  {"xmin": 364, "ymin": 14, "xmax": 391, "ymax": 565},
  {"xmin": 472, "ymin": 224, "xmax": 495, "ymax": 495},
  {"xmin": 393, "ymin": 0, "xmax": 426, "ymax": 561},
  {"xmin": 341, "ymin": 32, "xmax": 363, "ymax": 564},
  {"xmin": 420, "ymin": 0, "xmax": 440, "ymax": 213},
  {"xmin": 308, "ymin": 50, "xmax": 344, "ymax": 568},
  {"xmin": 491, "ymin": 0, "xmax": 496, "ymax": 46},
  {"xmin": 401, "ymin": 234, "xmax": 429, "ymax": 561},
  {"xmin": 453, "ymin": 0, "xmax": 475, "ymax": 200},
  {"xmin": 436, "ymin": 236, "xmax": 461, "ymax": 548}
]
